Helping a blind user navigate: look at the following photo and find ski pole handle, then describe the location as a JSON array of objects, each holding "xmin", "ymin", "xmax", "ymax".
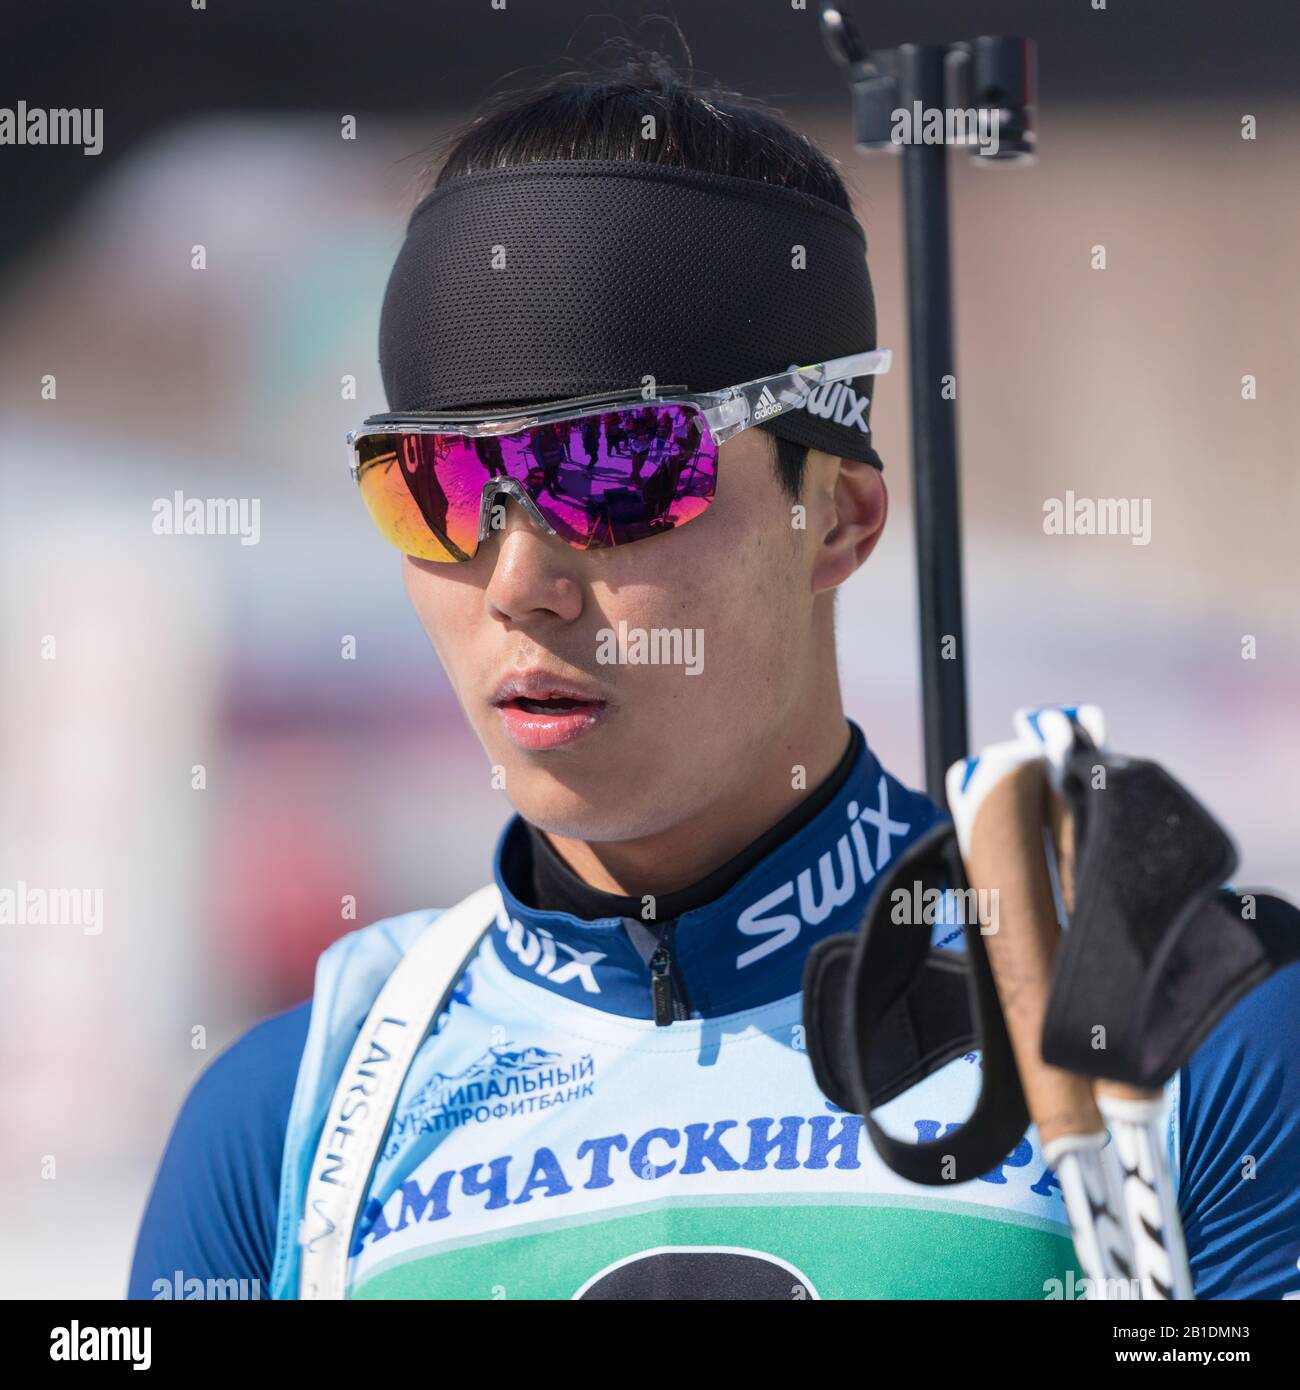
[
  {"xmin": 950, "ymin": 750, "xmax": 1100, "ymax": 1149},
  {"xmin": 946, "ymin": 744, "xmax": 1133, "ymax": 1298}
]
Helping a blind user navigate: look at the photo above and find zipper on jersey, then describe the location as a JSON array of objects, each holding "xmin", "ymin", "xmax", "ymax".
[{"xmin": 649, "ymin": 923, "xmax": 687, "ymax": 1026}]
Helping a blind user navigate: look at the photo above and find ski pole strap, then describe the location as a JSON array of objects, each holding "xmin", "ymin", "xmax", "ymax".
[
  {"xmin": 804, "ymin": 820, "xmax": 1030, "ymax": 1185},
  {"xmin": 298, "ymin": 883, "xmax": 503, "ymax": 1300},
  {"xmin": 804, "ymin": 932, "xmax": 971, "ymax": 1110},
  {"xmin": 1042, "ymin": 750, "xmax": 1300, "ymax": 1089},
  {"xmin": 1014, "ymin": 709, "xmax": 1187, "ymax": 1299}
]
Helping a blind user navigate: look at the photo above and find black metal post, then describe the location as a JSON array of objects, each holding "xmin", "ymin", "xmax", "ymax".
[
  {"xmin": 898, "ymin": 44, "xmax": 968, "ymax": 806},
  {"xmin": 819, "ymin": 7, "xmax": 1034, "ymax": 810}
]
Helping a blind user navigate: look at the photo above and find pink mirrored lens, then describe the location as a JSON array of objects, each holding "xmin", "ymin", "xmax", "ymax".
[{"xmin": 357, "ymin": 403, "xmax": 719, "ymax": 558}]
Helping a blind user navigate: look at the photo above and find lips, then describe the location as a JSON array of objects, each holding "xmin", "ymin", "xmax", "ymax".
[{"xmin": 491, "ymin": 671, "xmax": 609, "ymax": 751}]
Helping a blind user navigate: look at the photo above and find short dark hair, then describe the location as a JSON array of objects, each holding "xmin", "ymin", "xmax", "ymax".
[{"xmin": 414, "ymin": 43, "xmax": 855, "ymax": 500}]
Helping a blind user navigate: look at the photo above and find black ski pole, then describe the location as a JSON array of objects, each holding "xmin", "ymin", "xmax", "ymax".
[{"xmin": 818, "ymin": 5, "xmax": 1036, "ymax": 809}]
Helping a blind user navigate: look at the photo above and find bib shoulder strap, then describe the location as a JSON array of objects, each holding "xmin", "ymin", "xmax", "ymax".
[{"xmin": 298, "ymin": 882, "xmax": 502, "ymax": 1299}]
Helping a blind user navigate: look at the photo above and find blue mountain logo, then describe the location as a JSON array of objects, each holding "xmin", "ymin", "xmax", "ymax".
[{"xmin": 403, "ymin": 1043, "xmax": 563, "ymax": 1111}]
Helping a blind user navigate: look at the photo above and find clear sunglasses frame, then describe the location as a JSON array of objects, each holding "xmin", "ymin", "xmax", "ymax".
[{"xmin": 345, "ymin": 348, "xmax": 891, "ymax": 481}]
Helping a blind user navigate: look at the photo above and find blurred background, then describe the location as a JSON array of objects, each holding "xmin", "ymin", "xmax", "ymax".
[{"xmin": 2, "ymin": 0, "xmax": 1296, "ymax": 1297}]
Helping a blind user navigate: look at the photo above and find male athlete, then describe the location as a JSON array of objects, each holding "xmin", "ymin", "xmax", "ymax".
[{"xmin": 130, "ymin": 56, "xmax": 1300, "ymax": 1301}]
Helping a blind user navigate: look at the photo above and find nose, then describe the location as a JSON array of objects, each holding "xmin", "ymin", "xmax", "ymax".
[{"xmin": 481, "ymin": 492, "xmax": 584, "ymax": 626}]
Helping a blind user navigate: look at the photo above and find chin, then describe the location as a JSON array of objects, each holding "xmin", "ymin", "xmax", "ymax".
[{"xmin": 505, "ymin": 772, "xmax": 684, "ymax": 844}]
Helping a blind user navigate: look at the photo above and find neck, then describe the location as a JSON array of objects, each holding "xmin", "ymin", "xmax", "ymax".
[{"xmin": 541, "ymin": 706, "xmax": 852, "ymax": 897}]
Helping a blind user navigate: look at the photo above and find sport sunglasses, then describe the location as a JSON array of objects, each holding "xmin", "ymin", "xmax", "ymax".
[{"xmin": 347, "ymin": 349, "xmax": 890, "ymax": 562}]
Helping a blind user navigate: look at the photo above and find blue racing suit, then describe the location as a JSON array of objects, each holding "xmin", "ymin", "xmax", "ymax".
[{"xmin": 129, "ymin": 722, "xmax": 1300, "ymax": 1299}]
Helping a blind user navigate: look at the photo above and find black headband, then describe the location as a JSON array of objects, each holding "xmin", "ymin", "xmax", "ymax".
[{"xmin": 378, "ymin": 158, "xmax": 884, "ymax": 467}]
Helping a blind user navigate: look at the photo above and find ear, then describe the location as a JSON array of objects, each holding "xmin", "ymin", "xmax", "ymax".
[{"xmin": 810, "ymin": 454, "xmax": 888, "ymax": 594}]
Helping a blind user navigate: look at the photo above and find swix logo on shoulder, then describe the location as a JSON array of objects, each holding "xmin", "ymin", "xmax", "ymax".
[
  {"xmin": 736, "ymin": 775, "xmax": 910, "ymax": 970},
  {"xmin": 496, "ymin": 912, "xmax": 606, "ymax": 994}
]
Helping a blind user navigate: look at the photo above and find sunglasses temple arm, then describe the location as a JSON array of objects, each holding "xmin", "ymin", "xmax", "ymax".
[{"xmin": 702, "ymin": 349, "xmax": 891, "ymax": 443}]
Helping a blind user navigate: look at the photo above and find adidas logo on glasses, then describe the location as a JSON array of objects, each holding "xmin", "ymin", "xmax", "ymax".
[{"xmin": 753, "ymin": 385, "xmax": 783, "ymax": 421}]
